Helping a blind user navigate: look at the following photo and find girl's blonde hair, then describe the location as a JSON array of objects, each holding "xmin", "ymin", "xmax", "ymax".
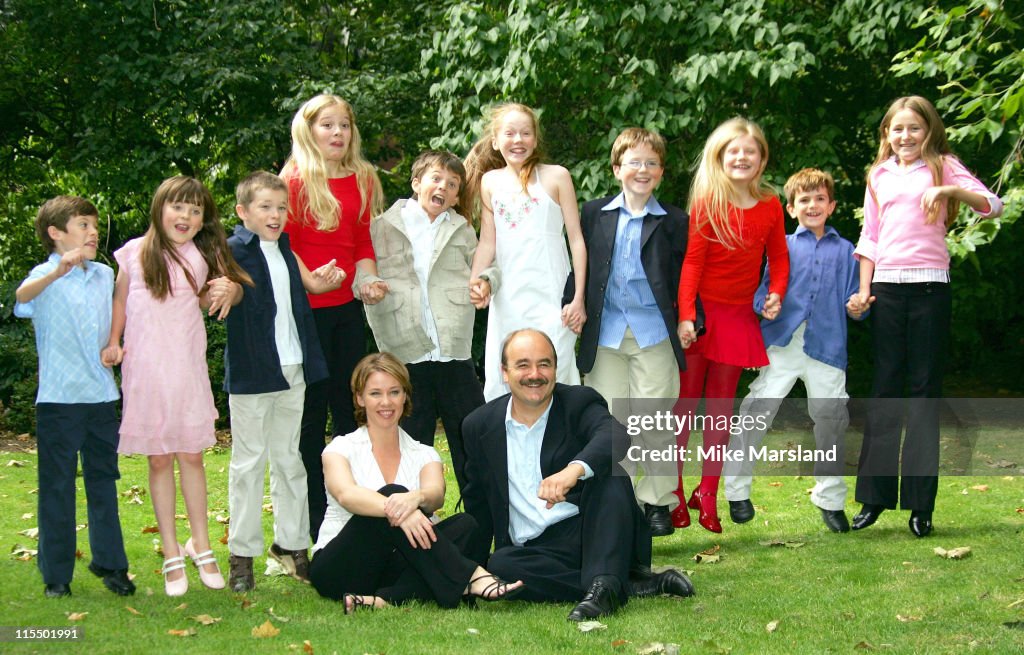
[
  {"xmin": 870, "ymin": 95, "xmax": 957, "ymax": 226},
  {"xmin": 142, "ymin": 176, "xmax": 252, "ymax": 300},
  {"xmin": 464, "ymin": 103, "xmax": 545, "ymax": 222},
  {"xmin": 688, "ymin": 117, "xmax": 772, "ymax": 249},
  {"xmin": 280, "ymin": 94, "xmax": 383, "ymax": 231}
]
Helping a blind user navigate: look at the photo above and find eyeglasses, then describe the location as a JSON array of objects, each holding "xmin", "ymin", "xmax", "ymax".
[{"xmin": 622, "ymin": 160, "xmax": 663, "ymax": 170}]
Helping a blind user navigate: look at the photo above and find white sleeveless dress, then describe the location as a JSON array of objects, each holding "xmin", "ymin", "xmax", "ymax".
[{"xmin": 483, "ymin": 172, "xmax": 581, "ymax": 400}]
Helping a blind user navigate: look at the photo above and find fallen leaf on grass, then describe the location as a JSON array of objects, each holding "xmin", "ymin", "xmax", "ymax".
[
  {"xmin": 637, "ymin": 644, "xmax": 667, "ymax": 655},
  {"xmin": 66, "ymin": 612, "xmax": 88, "ymax": 621},
  {"xmin": 167, "ymin": 628, "xmax": 197, "ymax": 637},
  {"xmin": 75, "ymin": 549, "xmax": 83, "ymax": 559},
  {"xmin": 252, "ymin": 620, "xmax": 279, "ymax": 638},
  {"xmin": 220, "ymin": 525, "xmax": 229, "ymax": 545},
  {"xmin": 11, "ymin": 545, "xmax": 37, "ymax": 560},
  {"xmin": 193, "ymin": 614, "xmax": 221, "ymax": 625},
  {"xmin": 125, "ymin": 606, "xmax": 143, "ymax": 616},
  {"xmin": 174, "ymin": 603, "xmax": 188, "ymax": 611},
  {"xmin": 1016, "ymin": 508, "xmax": 1024, "ymax": 515},
  {"xmin": 141, "ymin": 525, "xmax": 160, "ymax": 534},
  {"xmin": 265, "ymin": 558, "xmax": 289, "ymax": 577},
  {"xmin": 766, "ymin": 619, "xmax": 780, "ymax": 633},
  {"xmin": 576, "ymin": 620, "xmax": 606, "ymax": 632},
  {"xmin": 700, "ymin": 640, "xmax": 730, "ymax": 654},
  {"xmin": 6, "ymin": 459, "xmax": 29, "ymax": 467},
  {"xmin": 693, "ymin": 553, "xmax": 721, "ymax": 564},
  {"xmin": 1007, "ymin": 598, "xmax": 1024, "ymax": 609},
  {"xmin": 215, "ymin": 514, "xmax": 230, "ymax": 524},
  {"xmin": 240, "ymin": 598, "xmax": 253, "ymax": 610},
  {"xmin": 174, "ymin": 513, "xmax": 188, "ymax": 520},
  {"xmin": 854, "ymin": 641, "xmax": 875, "ymax": 650},
  {"xmin": 970, "ymin": 484, "xmax": 989, "ymax": 492},
  {"xmin": 934, "ymin": 546, "xmax": 972, "ymax": 560},
  {"xmin": 18, "ymin": 527, "xmax": 38, "ymax": 539},
  {"xmin": 611, "ymin": 639, "xmax": 628, "ymax": 647},
  {"xmin": 21, "ymin": 512, "xmax": 33, "ymax": 520},
  {"xmin": 767, "ymin": 481, "xmax": 783, "ymax": 487},
  {"xmin": 896, "ymin": 614, "xmax": 922, "ymax": 622},
  {"xmin": 262, "ymin": 503, "xmax": 274, "ymax": 513},
  {"xmin": 758, "ymin": 539, "xmax": 804, "ymax": 549},
  {"xmin": 985, "ymin": 459, "xmax": 1017, "ymax": 469},
  {"xmin": 268, "ymin": 607, "xmax": 290, "ymax": 622},
  {"xmin": 466, "ymin": 628, "xmax": 480, "ymax": 635},
  {"xmin": 303, "ymin": 640, "xmax": 313, "ymax": 654}
]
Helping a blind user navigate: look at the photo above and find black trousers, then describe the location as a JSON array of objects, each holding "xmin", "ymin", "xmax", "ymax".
[
  {"xmin": 308, "ymin": 485, "xmax": 478, "ymax": 608},
  {"xmin": 300, "ymin": 301, "xmax": 365, "ymax": 542},
  {"xmin": 856, "ymin": 282, "xmax": 950, "ymax": 512},
  {"xmin": 401, "ymin": 360, "xmax": 485, "ymax": 495},
  {"xmin": 36, "ymin": 402, "xmax": 129, "ymax": 584},
  {"xmin": 485, "ymin": 474, "xmax": 651, "ymax": 604}
]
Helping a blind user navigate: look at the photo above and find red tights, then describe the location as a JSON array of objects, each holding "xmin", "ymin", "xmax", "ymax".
[{"xmin": 675, "ymin": 351, "xmax": 742, "ymax": 496}]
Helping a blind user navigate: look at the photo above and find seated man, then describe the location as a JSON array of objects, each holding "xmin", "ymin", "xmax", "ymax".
[{"xmin": 462, "ymin": 328, "xmax": 694, "ymax": 621}]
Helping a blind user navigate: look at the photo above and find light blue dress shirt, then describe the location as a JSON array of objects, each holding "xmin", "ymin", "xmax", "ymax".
[
  {"xmin": 598, "ymin": 193, "xmax": 670, "ymax": 349},
  {"xmin": 504, "ymin": 399, "xmax": 593, "ymax": 545},
  {"xmin": 14, "ymin": 254, "xmax": 120, "ymax": 404}
]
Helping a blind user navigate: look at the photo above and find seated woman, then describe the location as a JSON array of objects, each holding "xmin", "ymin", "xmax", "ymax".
[{"xmin": 309, "ymin": 352, "xmax": 523, "ymax": 611}]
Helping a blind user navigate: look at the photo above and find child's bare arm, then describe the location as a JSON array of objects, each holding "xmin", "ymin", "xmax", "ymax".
[
  {"xmin": 296, "ymin": 254, "xmax": 346, "ymax": 294},
  {"xmin": 555, "ymin": 165, "xmax": 588, "ymax": 334},
  {"xmin": 102, "ymin": 269, "xmax": 129, "ymax": 366}
]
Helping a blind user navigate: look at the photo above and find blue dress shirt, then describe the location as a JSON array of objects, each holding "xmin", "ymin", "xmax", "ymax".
[
  {"xmin": 504, "ymin": 399, "xmax": 594, "ymax": 545},
  {"xmin": 14, "ymin": 255, "xmax": 120, "ymax": 404},
  {"xmin": 754, "ymin": 226, "xmax": 860, "ymax": 369},
  {"xmin": 598, "ymin": 193, "xmax": 670, "ymax": 349}
]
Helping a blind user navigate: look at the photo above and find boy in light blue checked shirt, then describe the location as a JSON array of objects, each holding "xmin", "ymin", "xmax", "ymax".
[{"xmin": 15, "ymin": 196, "xmax": 134, "ymax": 598}]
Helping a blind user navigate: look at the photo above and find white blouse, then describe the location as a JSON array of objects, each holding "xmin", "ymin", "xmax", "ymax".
[{"xmin": 313, "ymin": 426, "xmax": 442, "ymax": 554}]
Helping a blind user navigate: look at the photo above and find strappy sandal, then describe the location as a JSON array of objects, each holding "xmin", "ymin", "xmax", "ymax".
[
  {"xmin": 343, "ymin": 593, "xmax": 378, "ymax": 615},
  {"xmin": 467, "ymin": 573, "xmax": 523, "ymax": 601},
  {"xmin": 162, "ymin": 546, "xmax": 188, "ymax": 597},
  {"xmin": 184, "ymin": 538, "xmax": 225, "ymax": 590}
]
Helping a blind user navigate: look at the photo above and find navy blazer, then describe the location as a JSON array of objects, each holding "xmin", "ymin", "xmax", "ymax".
[
  {"xmin": 223, "ymin": 226, "xmax": 328, "ymax": 394},
  {"xmin": 566, "ymin": 196, "xmax": 702, "ymax": 374},
  {"xmin": 461, "ymin": 383, "xmax": 630, "ymax": 555}
]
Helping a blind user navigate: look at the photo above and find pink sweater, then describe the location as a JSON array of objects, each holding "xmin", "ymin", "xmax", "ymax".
[{"xmin": 855, "ymin": 156, "xmax": 1001, "ymax": 271}]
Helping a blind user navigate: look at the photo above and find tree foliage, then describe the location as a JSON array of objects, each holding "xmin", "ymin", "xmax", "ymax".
[{"xmin": 0, "ymin": 0, "xmax": 1021, "ymax": 430}]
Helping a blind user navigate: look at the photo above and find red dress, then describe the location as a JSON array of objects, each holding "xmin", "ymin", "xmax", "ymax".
[
  {"xmin": 678, "ymin": 196, "xmax": 789, "ymax": 367},
  {"xmin": 284, "ymin": 174, "xmax": 375, "ymax": 308}
]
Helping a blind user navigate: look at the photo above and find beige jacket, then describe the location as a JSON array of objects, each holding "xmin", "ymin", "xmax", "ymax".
[{"xmin": 365, "ymin": 200, "xmax": 500, "ymax": 362}]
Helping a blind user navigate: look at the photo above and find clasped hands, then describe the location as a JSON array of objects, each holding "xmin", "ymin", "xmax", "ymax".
[
  {"xmin": 206, "ymin": 276, "xmax": 240, "ymax": 320},
  {"xmin": 384, "ymin": 491, "xmax": 436, "ymax": 549},
  {"xmin": 846, "ymin": 291, "xmax": 875, "ymax": 319}
]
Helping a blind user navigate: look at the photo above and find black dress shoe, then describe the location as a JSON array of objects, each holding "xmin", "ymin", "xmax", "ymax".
[
  {"xmin": 851, "ymin": 504, "xmax": 885, "ymax": 530},
  {"xmin": 644, "ymin": 504, "xmax": 674, "ymax": 537},
  {"xmin": 44, "ymin": 583, "xmax": 71, "ymax": 598},
  {"xmin": 817, "ymin": 507, "xmax": 851, "ymax": 533},
  {"xmin": 631, "ymin": 569, "xmax": 695, "ymax": 599},
  {"xmin": 88, "ymin": 561, "xmax": 136, "ymax": 596},
  {"xmin": 567, "ymin": 575, "xmax": 622, "ymax": 622},
  {"xmin": 728, "ymin": 499, "xmax": 755, "ymax": 524},
  {"xmin": 908, "ymin": 511, "xmax": 933, "ymax": 537}
]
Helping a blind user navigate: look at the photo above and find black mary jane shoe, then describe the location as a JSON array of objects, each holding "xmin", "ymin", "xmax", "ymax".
[
  {"xmin": 908, "ymin": 511, "xmax": 933, "ymax": 538},
  {"xmin": 851, "ymin": 504, "xmax": 885, "ymax": 530}
]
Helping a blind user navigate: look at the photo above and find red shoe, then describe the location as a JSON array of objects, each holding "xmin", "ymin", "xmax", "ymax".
[
  {"xmin": 670, "ymin": 488, "xmax": 690, "ymax": 528},
  {"xmin": 688, "ymin": 489, "xmax": 722, "ymax": 533}
]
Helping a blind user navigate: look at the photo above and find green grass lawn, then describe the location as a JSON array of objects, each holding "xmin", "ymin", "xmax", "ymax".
[{"xmin": 1, "ymin": 435, "xmax": 1022, "ymax": 655}]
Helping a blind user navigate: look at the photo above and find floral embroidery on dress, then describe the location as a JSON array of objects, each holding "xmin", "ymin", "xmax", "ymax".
[{"xmin": 494, "ymin": 193, "xmax": 539, "ymax": 230}]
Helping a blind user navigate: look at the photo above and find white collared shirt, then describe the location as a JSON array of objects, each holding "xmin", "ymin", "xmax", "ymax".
[{"xmin": 401, "ymin": 200, "xmax": 451, "ymax": 363}]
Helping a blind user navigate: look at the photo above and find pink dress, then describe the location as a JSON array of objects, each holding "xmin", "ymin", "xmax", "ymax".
[{"xmin": 115, "ymin": 237, "xmax": 217, "ymax": 454}]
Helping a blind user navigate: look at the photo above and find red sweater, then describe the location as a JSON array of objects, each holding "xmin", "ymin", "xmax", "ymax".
[
  {"xmin": 678, "ymin": 195, "xmax": 789, "ymax": 321},
  {"xmin": 284, "ymin": 175, "xmax": 375, "ymax": 308}
]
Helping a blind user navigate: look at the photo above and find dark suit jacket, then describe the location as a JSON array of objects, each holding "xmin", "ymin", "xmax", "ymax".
[
  {"xmin": 461, "ymin": 383, "xmax": 631, "ymax": 556},
  {"xmin": 565, "ymin": 196, "xmax": 702, "ymax": 374}
]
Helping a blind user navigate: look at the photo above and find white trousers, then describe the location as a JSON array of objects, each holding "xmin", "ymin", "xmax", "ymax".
[
  {"xmin": 228, "ymin": 364, "xmax": 310, "ymax": 555},
  {"xmin": 723, "ymin": 324, "xmax": 849, "ymax": 511},
  {"xmin": 585, "ymin": 329, "xmax": 681, "ymax": 508}
]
